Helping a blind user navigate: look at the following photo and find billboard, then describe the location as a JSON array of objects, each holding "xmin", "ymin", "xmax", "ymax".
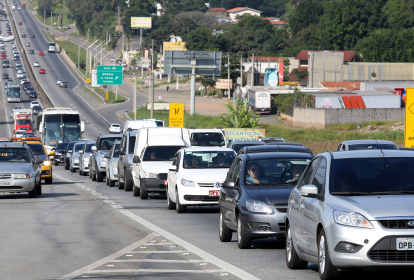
[
  {"xmin": 131, "ymin": 17, "xmax": 152, "ymax": 29},
  {"xmin": 163, "ymin": 42, "xmax": 187, "ymax": 52},
  {"xmin": 91, "ymin": 70, "xmax": 98, "ymax": 87},
  {"xmin": 216, "ymin": 79, "xmax": 232, "ymax": 89},
  {"xmin": 314, "ymin": 95, "xmax": 400, "ymax": 109},
  {"xmin": 224, "ymin": 128, "xmax": 266, "ymax": 142}
]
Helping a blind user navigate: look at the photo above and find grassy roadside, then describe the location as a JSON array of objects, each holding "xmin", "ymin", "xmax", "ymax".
[
  {"xmin": 128, "ymin": 107, "xmax": 404, "ymax": 154},
  {"xmin": 82, "ymin": 86, "xmax": 125, "ymax": 104},
  {"xmin": 29, "ymin": 1, "xmax": 73, "ymax": 26}
]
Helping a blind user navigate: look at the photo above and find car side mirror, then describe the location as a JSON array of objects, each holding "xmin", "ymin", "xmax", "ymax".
[
  {"xmin": 168, "ymin": 165, "xmax": 177, "ymax": 172},
  {"xmin": 104, "ymin": 154, "xmax": 111, "ymax": 159},
  {"xmin": 79, "ymin": 150, "xmax": 84, "ymax": 154},
  {"xmin": 120, "ymin": 148, "xmax": 125, "ymax": 155},
  {"xmin": 300, "ymin": 184, "xmax": 319, "ymax": 198},
  {"xmin": 34, "ymin": 158, "xmax": 43, "ymax": 164},
  {"xmin": 223, "ymin": 180, "xmax": 238, "ymax": 189},
  {"xmin": 91, "ymin": 146, "xmax": 97, "ymax": 151},
  {"xmin": 133, "ymin": 155, "xmax": 140, "ymax": 163}
]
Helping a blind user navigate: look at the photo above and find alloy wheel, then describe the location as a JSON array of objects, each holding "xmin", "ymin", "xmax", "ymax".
[
  {"xmin": 319, "ymin": 235, "xmax": 326, "ymax": 275},
  {"xmin": 286, "ymin": 228, "xmax": 292, "ymax": 262}
]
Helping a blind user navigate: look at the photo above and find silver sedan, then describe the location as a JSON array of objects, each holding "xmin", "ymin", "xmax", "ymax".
[
  {"xmin": 105, "ymin": 140, "xmax": 120, "ymax": 187},
  {"xmin": 78, "ymin": 141, "xmax": 95, "ymax": 176},
  {"xmin": 286, "ymin": 150, "xmax": 414, "ymax": 279}
]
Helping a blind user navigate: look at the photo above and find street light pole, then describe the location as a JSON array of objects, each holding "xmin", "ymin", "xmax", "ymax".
[
  {"xmin": 134, "ymin": 72, "xmax": 137, "ymax": 120},
  {"xmin": 151, "ymin": 39, "xmax": 154, "ymax": 119},
  {"xmin": 51, "ymin": 11, "xmax": 52, "ymax": 27},
  {"xmin": 227, "ymin": 54, "xmax": 230, "ymax": 100},
  {"xmin": 86, "ymin": 39, "xmax": 99, "ymax": 76},
  {"xmin": 78, "ymin": 41, "xmax": 88, "ymax": 70}
]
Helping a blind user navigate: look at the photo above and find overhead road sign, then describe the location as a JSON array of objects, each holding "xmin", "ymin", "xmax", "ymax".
[{"xmin": 97, "ymin": 65, "xmax": 123, "ymax": 85}]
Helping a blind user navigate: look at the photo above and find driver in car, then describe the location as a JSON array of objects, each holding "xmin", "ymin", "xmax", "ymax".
[
  {"xmin": 14, "ymin": 150, "xmax": 26, "ymax": 162},
  {"xmin": 286, "ymin": 164, "xmax": 304, "ymax": 183},
  {"xmin": 102, "ymin": 141, "xmax": 110, "ymax": 150}
]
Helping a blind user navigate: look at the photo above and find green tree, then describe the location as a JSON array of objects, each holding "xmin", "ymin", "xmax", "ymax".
[
  {"xmin": 382, "ymin": 0, "xmax": 414, "ymax": 29},
  {"xmin": 159, "ymin": 0, "xmax": 207, "ymax": 14},
  {"xmin": 220, "ymin": 99, "xmax": 259, "ymax": 128},
  {"xmin": 201, "ymin": 79, "xmax": 216, "ymax": 95},
  {"xmin": 186, "ymin": 27, "xmax": 224, "ymax": 51},
  {"xmin": 220, "ymin": 56, "xmax": 243, "ymax": 83},
  {"xmin": 289, "ymin": 0, "xmax": 323, "ymax": 35}
]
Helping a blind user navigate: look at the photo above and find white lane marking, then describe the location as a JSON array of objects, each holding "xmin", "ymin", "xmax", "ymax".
[
  {"xmin": 108, "ymin": 259, "xmax": 205, "ymax": 263},
  {"xmin": 81, "ymin": 269, "xmax": 224, "ymax": 274},
  {"xmin": 111, "ymin": 204, "xmax": 123, "ymax": 209},
  {"xmin": 57, "ymin": 233, "xmax": 157, "ymax": 280},
  {"xmin": 120, "ymin": 210, "xmax": 260, "ymax": 280},
  {"xmin": 127, "ymin": 251, "xmax": 187, "ymax": 254},
  {"xmin": 103, "ymin": 199, "xmax": 114, "ymax": 204}
]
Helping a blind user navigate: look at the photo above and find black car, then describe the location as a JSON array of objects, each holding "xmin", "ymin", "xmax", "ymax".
[
  {"xmin": 23, "ymin": 84, "xmax": 32, "ymax": 91},
  {"xmin": 21, "ymin": 33, "xmax": 26, "ymax": 38},
  {"xmin": 227, "ymin": 140, "xmax": 266, "ymax": 154},
  {"xmin": 25, "ymin": 87, "xmax": 34, "ymax": 95},
  {"xmin": 218, "ymin": 152, "xmax": 314, "ymax": 249},
  {"xmin": 32, "ymin": 106, "xmax": 42, "ymax": 115},
  {"xmin": 60, "ymin": 81, "xmax": 67, "ymax": 88},
  {"xmin": 53, "ymin": 142, "xmax": 69, "ymax": 166},
  {"xmin": 29, "ymin": 91, "xmax": 38, "ymax": 98},
  {"xmin": 238, "ymin": 145, "xmax": 313, "ymax": 156},
  {"xmin": 29, "ymin": 49, "xmax": 34, "ymax": 54},
  {"xmin": 31, "ymin": 34, "xmax": 35, "ymax": 38},
  {"xmin": 2, "ymin": 73, "xmax": 8, "ymax": 79},
  {"xmin": 65, "ymin": 141, "xmax": 79, "ymax": 169}
]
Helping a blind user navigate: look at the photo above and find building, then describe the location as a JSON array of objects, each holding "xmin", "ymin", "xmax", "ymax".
[
  {"xmin": 243, "ymin": 56, "xmax": 299, "ymax": 74},
  {"xmin": 207, "ymin": 7, "xmax": 226, "ymax": 16},
  {"xmin": 227, "ymin": 7, "xmax": 261, "ymax": 22},
  {"xmin": 270, "ymin": 20, "xmax": 288, "ymax": 28}
]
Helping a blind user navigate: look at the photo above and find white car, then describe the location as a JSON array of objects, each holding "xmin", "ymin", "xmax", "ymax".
[
  {"xmin": 30, "ymin": 101, "xmax": 39, "ymax": 109},
  {"xmin": 17, "ymin": 6, "xmax": 20, "ymax": 9},
  {"xmin": 20, "ymin": 79, "xmax": 29, "ymax": 84},
  {"xmin": 25, "ymin": 42, "xmax": 30, "ymax": 47},
  {"xmin": 110, "ymin": 57, "xmax": 115, "ymax": 62},
  {"xmin": 166, "ymin": 147, "xmax": 236, "ymax": 213},
  {"xmin": 109, "ymin": 123, "xmax": 121, "ymax": 133},
  {"xmin": 56, "ymin": 79, "xmax": 62, "ymax": 85},
  {"xmin": 16, "ymin": 71, "xmax": 26, "ymax": 78},
  {"xmin": 14, "ymin": 130, "xmax": 25, "ymax": 138},
  {"xmin": 33, "ymin": 62, "xmax": 40, "ymax": 67},
  {"xmin": 0, "ymin": 42, "xmax": 5, "ymax": 47}
]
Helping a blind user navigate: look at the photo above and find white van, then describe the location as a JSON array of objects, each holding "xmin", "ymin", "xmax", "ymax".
[
  {"xmin": 131, "ymin": 127, "xmax": 190, "ymax": 199},
  {"xmin": 123, "ymin": 120, "xmax": 157, "ymax": 133},
  {"xmin": 189, "ymin": 129, "xmax": 226, "ymax": 147}
]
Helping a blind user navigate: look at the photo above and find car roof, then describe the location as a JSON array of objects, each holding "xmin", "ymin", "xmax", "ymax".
[
  {"xmin": 183, "ymin": 147, "xmax": 235, "ymax": 152},
  {"xmin": 239, "ymin": 145, "xmax": 312, "ymax": 154},
  {"xmin": 229, "ymin": 140, "xmax": 264, "ymax": 145},
  {"xmin": 245, "ymin": 152, "xmax": 314, "ymax": 160},
  {"xmin": 267, "ymin": 142, "xmax": 302, "ymax": 146},
  {"xmin": 341, "ymin": 140, "xmax": 396, "ymax": 145},
  {"xmin": 100, "ymin": 134, "xmax": 122, "ymax": 138},
  {"xmin": 0, "ymin": 142, "xmax": 28, "ymax": 148},
  {"xmin": 326, "ymin": 150, "xmax": 414, "ymax": 159}
]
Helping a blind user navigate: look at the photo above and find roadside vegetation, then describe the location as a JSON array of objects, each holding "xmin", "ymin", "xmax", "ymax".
[{"xmin": 82, "ymin": 86, "xmax": 125, "ymax": 104}]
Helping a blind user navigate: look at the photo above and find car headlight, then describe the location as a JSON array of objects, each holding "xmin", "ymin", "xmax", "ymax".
[
  {"xmin": 14, "ymin": 173, "xmax": 30, "ymax": 179},
  {"xmin": 112, "ymin": 161, "xmax": 118, "ymax": 168},
  {"xmin": 55, "ymin": 152, "xmax": 61, "ymax": 155},
  {"xmin": 245, "ymin": 200, "xmax": 274, "ymax": 214},
  {"xmin": 143, "ymin": 172, "xmax": 157, "ymax": 179},
  {"xmin": 73, "ymin": 156, "xmax": 79, "ymax": 163},
  {"xmin": 333, "ymin": 210, "xmax": 373, "ymax": 229},
  {"xmin": 83, "ymin": 157, "xmax": 89, "ymax": 162},
  {"xmin": 181, "ymin": 179, "xmax": 195, "ymax": 187},
  {"xmin": 43, "ymin": 160, "xmax": 50, "ymax": 166},
  {"xmin": 66, "ymin": 153, "xmax": 70, "ymax": 157}
]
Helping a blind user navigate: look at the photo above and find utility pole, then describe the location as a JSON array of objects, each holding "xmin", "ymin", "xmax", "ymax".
[
  {"xmin": 133, "ymin": 73, "xmax": 137, "ymax": 120},
  {"xmin": 240, "ymin": 56, "xmax": 243, "ymax": 87},
  {"xmin": 151, "ymin": 39, "xmax": 154, "ymax": 118},
  {"xmin": 51, "ymin": 11, "xmax": 52, "ymax": 27},
  {"xmin": 88, "ymin": 28, "xmax": 90, "ymax": 40},
  {"xmin": 44, "ymin": 9, "xmax": 45, "ymax": 23},
  {"xmin": 251, "ymin": 53, "xmax": 255, "ymax": 87},
  {"xmin": 227, "ymin": 54, "xmax": 230, "ymax": 100},
  {"xmin": 116, "ymin": 85, "xmax": 118, "ymax": 100}
]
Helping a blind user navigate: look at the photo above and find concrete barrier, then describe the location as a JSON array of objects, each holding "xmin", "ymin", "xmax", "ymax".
[{"xmin": 294, "ymin": 107, "xmax": 405, "ymax": 128}]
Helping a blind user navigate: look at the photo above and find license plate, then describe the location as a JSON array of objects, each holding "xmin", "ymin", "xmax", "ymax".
[
  {"xmin": 164, "ymin": 180, "xmax": 167, "ymax": 185},
  {"xmin": 0, "ymin": 182, "xmax": 10, "ymax": 186},
  {"xmin": 209, "ymin": 190, "xmax": 220, "ymax": 196},
  {"xmin": 397, "ymin": 238, "xmax": 414, "ymax": 250}
]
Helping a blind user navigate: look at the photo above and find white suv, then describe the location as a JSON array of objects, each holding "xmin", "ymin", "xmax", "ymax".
[
  {"xmin": 166, "ymin": 147, "xmax": 236, "ymax": 213},
  {"xmin": 109, "ymin": 123, "xmax": 121, "ymax": 134},
  {"xmin": 30, "ymin": 101, "xmax": 39, "ymax": 109}
]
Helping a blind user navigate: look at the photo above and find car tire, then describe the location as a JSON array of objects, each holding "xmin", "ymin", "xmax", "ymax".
[
  {"xmin": 109, "ymin": 178, "xmax": 115, "ymax": 187},
  {"xmin": 124, "ymin": 172, "xmax": 132, "ymax": 191},
  {"xmin": 92, "ymin": 171, "xmax": 96, "ymax": 181},
  {"xmin": 106, "ymin": 171, "xmax": 109, "ymax": 186},
  {"xmin": 28, "ymin": 183, "xmax": 37, "ymax": 198},
  {"xmin": 64, "ymin": 163, "xmax": 69, "ymax": 170},
  {"xmin": 286, "ymin": 223, "xmax": 308, "ymax": 269},
  {"xmin": 54, "ymin": 161, "xmax": 59, "ymax": 166},
  {"xmin": 89, "ymin": 168, "xmax": 92, "ymax": 178},
  {"xmin": 237, "ymin": 215, "xmax": 251, "ymax": 249},
  {"xmin": 96, "ymin": 171, "xmax": 103, "ymax": 182},
  {"xmin": 36, "ymin": 180, "xmax": 42, "ymax": 195},
  {"xmin": 175, "ymin": 189, "xmax": 186, "ymax": 213},
  {"xmin": 70, "ymin": 166, "xmax": 75, "ymax": 173},
  {"xmin": 118, "ymin": 175, "xmax": 124, "ymax": 189},
  {"xmin": 45, "ymin": 177, "xmax": 52, "ymax": 184},
  {"xmin": 133, "ymin": 180, "xmax": 140, "ymax": 196},
  {"xmin": 219, "ymin": 212, "xmax": 232, "ymax": 242},
  {"xmin": 167, "ymin": 186, "xmax": 175, "ymax": 209},
  {"xmin": 79, "ymin": 170, "xmax": 83, "ymax": 176},
  {"xmin": 318, "ymin": 229, "xmax": 340, "ymax": 280},
  {"xmin": 140, "ymin": 180, "xmax": 148, "ymax": 199}
]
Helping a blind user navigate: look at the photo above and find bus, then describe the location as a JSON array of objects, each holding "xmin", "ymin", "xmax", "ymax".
[
  {"xmin": 38, "ymin": 108, "xmax": 85, "ymax": 155},
  {"xmin": 47, "ymin": 42, "xmax": 56, "ymax": 53},
  {"xmin": 7, "ymin": 83, "xmax": 21, "ymax": 102}
]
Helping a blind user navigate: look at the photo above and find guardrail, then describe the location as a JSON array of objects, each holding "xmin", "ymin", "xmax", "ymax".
[{"xmin": 6, "ymin": 2, "xmax": 53, "ymax": 108}]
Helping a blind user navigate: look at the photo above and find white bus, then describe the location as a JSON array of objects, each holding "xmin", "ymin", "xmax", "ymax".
[
  {"xmin": 38, "ymin": 108, "xmax": 85, "ymax": 155},
  {"xmin": 47, "ymin": 42, "xmax": 56, "ymax": 53}
]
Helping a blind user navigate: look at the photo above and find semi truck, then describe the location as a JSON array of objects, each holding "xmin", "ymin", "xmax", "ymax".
[
  {"xmin": 247, "ymin": 89, "xmax": 276, "ymax": 113},
  {"xmin": 13, "ymin": 109, "xmax": 33, "ymax": 133},
  {"xmin": 7, "ymin": 83, "xmax": 21, "ymax": 102}
]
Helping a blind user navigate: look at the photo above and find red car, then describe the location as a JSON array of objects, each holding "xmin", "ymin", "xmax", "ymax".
[
  {"xmin": 1, "ymin": 55, "xmax": 5, "ymax": 60},
  {"xmin": 7, "ymin": 32, "xmax": 12, "ymax": 35},
  {"xmin": 19, "ymin": 22, "xmax": 22, "ymax": 25},
  {"xmin": 1, "ymin": 52, "xmax": 5, "ymax": 55},
  {"xmin": 39, "ymin": 69, "xmax": 45, "ymax": 74},
  {"xmin": 39, "ymin": 51, "xmax": 44, "ymax": 56}
]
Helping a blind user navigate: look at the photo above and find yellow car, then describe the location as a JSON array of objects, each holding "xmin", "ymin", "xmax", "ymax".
[{"xmin": 12, "ymin": 137, "xmax": 53, "ymax": 184}]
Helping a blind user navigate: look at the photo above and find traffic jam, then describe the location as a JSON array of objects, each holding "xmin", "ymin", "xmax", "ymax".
[{"xmin": 3, "ymin": 115, "xmax": 414, "ymax": 279}]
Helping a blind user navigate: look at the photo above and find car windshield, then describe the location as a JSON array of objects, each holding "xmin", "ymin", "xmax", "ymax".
[
  {"xmin": 112, "ymin": 124, "xmax": 120, "ymax": 127},
  {"xmin": 56, "ymin": 143, "xmax": 68, "ymax": 150},
  {"xmin": 143, "ymin": 146, "xmax": 184, "ymax": 162},
  {"xmin": 233, "ymin": 143, "xmax": 265, "ymax": 153},
  {"xmin": 348, "ymin": 144, "xmax": 397, "ymax": 150},
  {"xmin": 183, "ymin": 151, "xmax": 235, "ymax": 169},
  {"xmin": 330, "ymin": 157, "xmax": 414, "ymax": 194},
  {"xmin": 112, "ymin": 143, "xmax": 120, "ymax": 157},
  {"xmin": 0, "ymin": 147, "xmax": 30, "ymax": 162},
  {"xmin": 190, "ymin": 132, "xmax": 225, "ymax": 146},
  {"xmin": 84, "ymin": 143, "xmax": 94, "ymax": 153},
  {"xmin": 74, "ymin": 143, "xmax": 85, "ymax": 152},
  {"xmin": 128, "ymin": 136, "xmax": 136, "ymax": 154},
  {"xmin": 27, "ymin": 144, "xmax": 45, "ymax": 156},
  {"xmin": 245, "ymin": 158, "xmax": 311, "ymax": 186},
  {"xmin": 67, "ymin": 142, "xmax": 76, "ymax": 150},
  {"xmin": 98, "ymin": 137, "xmax": 120, "ymax": 150}
]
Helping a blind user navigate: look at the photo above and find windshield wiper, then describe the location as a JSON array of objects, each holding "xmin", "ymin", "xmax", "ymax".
[
  {"xmin": 331, "ymin": 192, "xmax": 371, "ymax": 196},
  {"xmin": 371, "ymin": 191, "xmax": 403, "ymax": 195},
  {"xmin": 399, "ymin": 191, "xmax": 414, "ymax": 194}
]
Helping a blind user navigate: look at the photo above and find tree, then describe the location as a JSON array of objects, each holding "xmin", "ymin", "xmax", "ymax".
[
  {"xmin": 201, "ymin": 79, "xmax": 216, "ymax": 95},
  {"xmin": 382, "ymin": 0, "xmax": 414, "ymax": 29},
  {"xmin": 159, "ymin": 0, "xmax": 207, "ymax": 14},
  {"xmin": 220, "ymin": 99, "xmax": 260, "ymax": 128},
  {"xmin": 186, "ymin": 27, "xmax": 224, "ymax": 51},
  {"xmin": 219, "ymin": 55, "xmax": 243, "ymax": 83},
  {"xmin": 289, "ymin": 0, "xmax": 323, "ymax": 35}
]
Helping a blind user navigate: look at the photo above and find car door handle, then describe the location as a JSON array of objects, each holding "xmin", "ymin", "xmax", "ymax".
[{"xmin": 300, "ymin": 204, "xmax": 305, "ymax": 209}]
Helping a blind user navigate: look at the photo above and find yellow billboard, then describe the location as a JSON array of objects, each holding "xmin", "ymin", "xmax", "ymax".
[
  {"xmin": 224, "ymin": 128, "xmax": 266, "ymax": 142},
  {"xmin": 216, "ymin": 79, "xmax": 232, "ymax": 89},
  {"xmin": 131, "ymin": 17, "xmax": 152, "ymax": 29},
  {"xmin": 405, "ymin": 88, "xmax": 414, "ymax": 147},
  {"xmin": 163, "ymin": 42, "xmax": 187, "ymax": 52}
]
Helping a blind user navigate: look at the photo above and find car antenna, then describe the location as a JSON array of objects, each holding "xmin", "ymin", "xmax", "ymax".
[{"xmin": 375, "ymin": 138, "xmax": 384, "ymax": 156}]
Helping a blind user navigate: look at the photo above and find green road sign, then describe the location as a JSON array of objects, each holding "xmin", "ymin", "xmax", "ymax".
[{"xmin": 97, "ymin": 65, "xmax": 123, "ymax": 85}]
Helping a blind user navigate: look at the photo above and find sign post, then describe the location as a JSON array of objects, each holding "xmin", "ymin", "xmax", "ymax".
[
  {"xmin": 169, "ymin": 103, "xmax": 184, "ymax": 127},
  {"xmin": 97, "ymin": 65, "xmax": 123, "ymax": 85},
  {"xmin": 405, "ymin": 88, "xmax": 414, "ymax": 147}
]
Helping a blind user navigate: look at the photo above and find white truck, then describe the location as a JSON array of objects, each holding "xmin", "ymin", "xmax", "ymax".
[
  {"xmin": 248, "ymin": 89, "xmax": 276, "ymax": 113},
  {"xmin": 188, "ymin": 129, "xmax": 226, "ymax": 147},
  {"xmin": 11, "ymin": 5, "xmax": 15, "ymax": 10},
  {"xmin": 131, "ymin": 127, "xmax": 190, "ymax": 199}
]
